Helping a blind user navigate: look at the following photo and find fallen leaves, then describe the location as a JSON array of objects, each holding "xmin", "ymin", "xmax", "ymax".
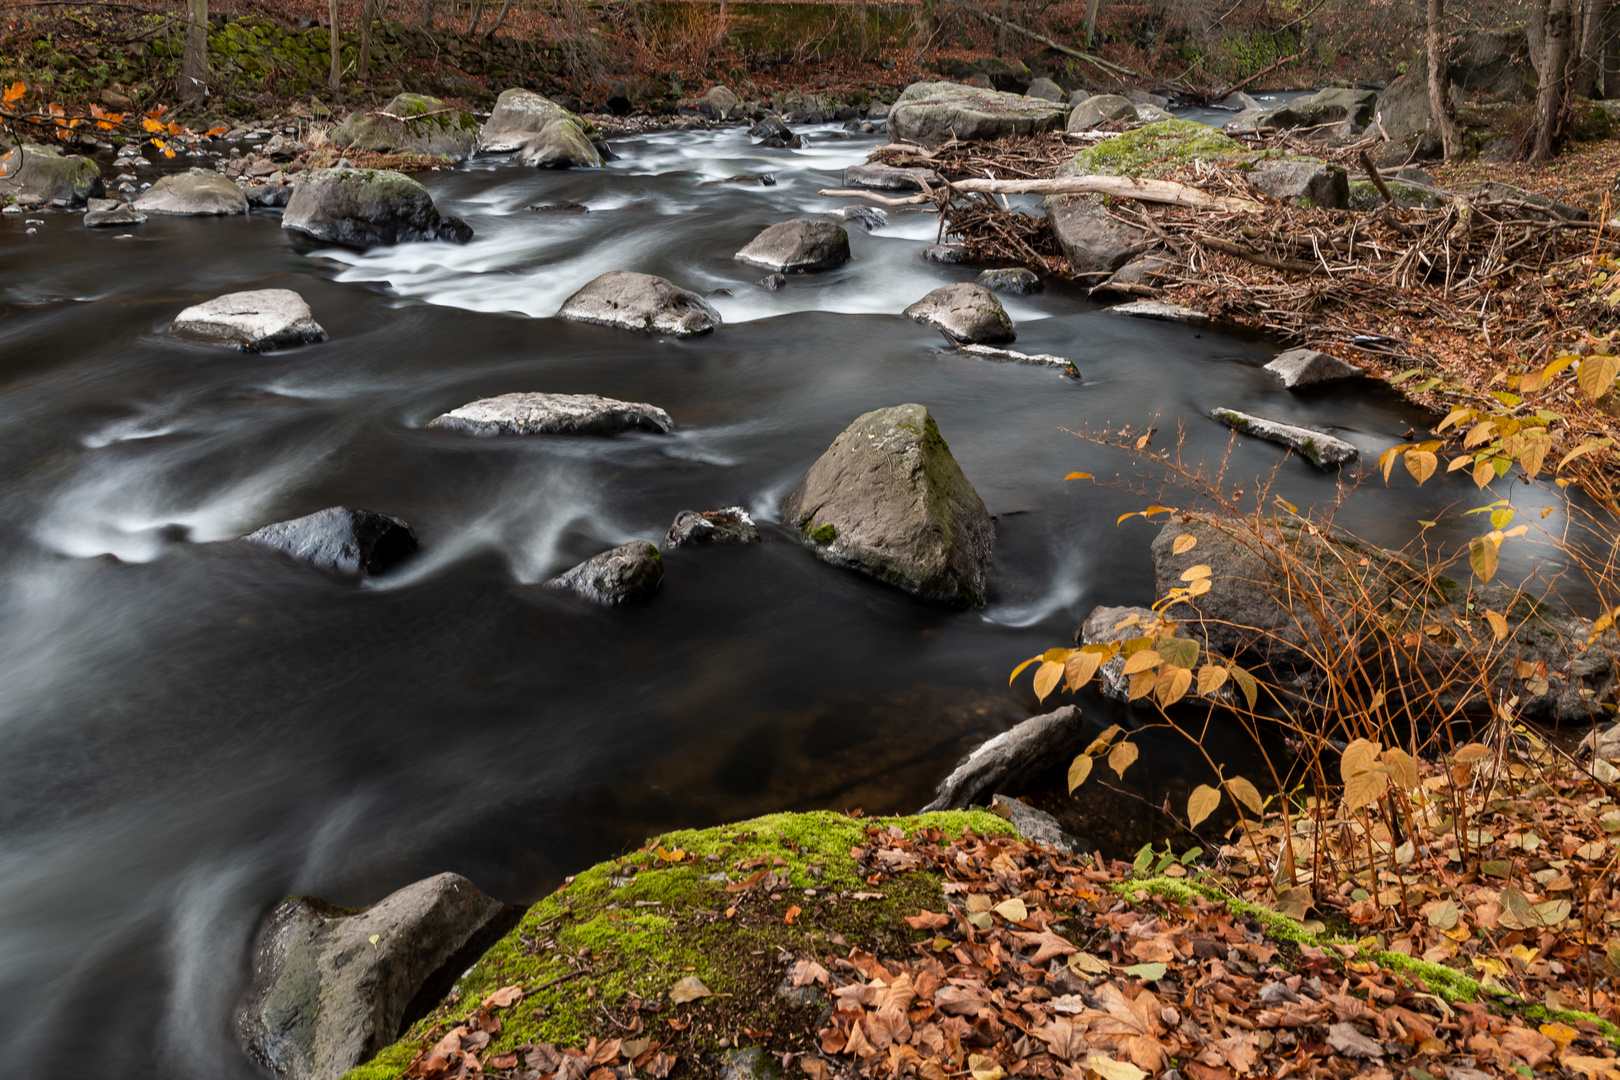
[{"xmin": 667, "ymin": 975, "xmax": 712, "ymax": 1004}]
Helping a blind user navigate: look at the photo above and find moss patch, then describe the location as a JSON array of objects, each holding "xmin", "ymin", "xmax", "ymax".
[
  {"xmin": 341, "ymin": 810, "xmax": 1012, "ymax": 1080},
  {"xmin": 1059, "ymin": 119, "xmax": 1244, "ymax": 180}
]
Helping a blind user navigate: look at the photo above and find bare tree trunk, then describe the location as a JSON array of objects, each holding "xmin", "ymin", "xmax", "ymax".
[
  {"xmin": 997, "ymin": 0, "xmax": 1007, "ymax": 53},
  {"xmin": 1605, "ymin": 0, "xmax": 1620, "ymax": 95},
  {"xmin": 859, "ymin": 0, "xmax": 868, "ymax": 59},
  {"xmin": 329, "ymin": 0, "xmax": 342, "ymax": 95},
  {"xmin": 1531, "ymin": 0, "xmax": 1572, "ymax": 161},
  {"xmin": 484, "ymin": 0, "xmax": 514, "ymax": 37},
  {"xmin": 1083, "ymin": 0, "xmax": 1102, "ymax": 48},
  {"xmin": 420, "ymin": 0, "xmax": 436, "ymax": 27},
  {"xmin": 716, "ymin": 0, "xmax": 727, "ymax": 48},
  {"xmin": 1426, "ymin": 0, "xmax": 1464, "ymax": 157},
  {"xmin": 359, "ymin": 0, "xmax": 374, "ymax": 79},
  {"xmin": 179, "ymin": 0, "xmax": 208, "ymax": 106},
  {"xmin": 1575, "ymin": 0, "xmax": 1606, "ymax": 95},
  {"xmin": 466, "ymin": 0, "xmax": 485, "ymax": 35}
]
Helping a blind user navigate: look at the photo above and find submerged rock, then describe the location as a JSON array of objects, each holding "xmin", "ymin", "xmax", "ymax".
[
  {"xmin": 663, "ymin": 507, "xmax": 760, "ymax": 548},
  {"xmin": 1208, "ymin": 407, "xmax": 1358, "ymax": 469},
  {"xmin": 134, "ymin": 171, "xmax": 247, "ymax": 215},
  {"xmin": 235, "ymin": 873, "xmax": 515, "ymax": 1080},
  {"xmin": 243, "ymin": 507, "xmax": 419, "ymax": 577},
  {"xmin": 544, "ymin": 540, "xmax": 662, "ymax": 605},
  {"xmin": 904, "ymin": 283, "xmax": 1015, "ymax": 344},
  {"xmin": 1264, "ymin": 348, "xmax": 1362, "ymax": 388},
  {"xmin": 976, "ymin": 267, "xmax": 1041, "ymax": 295},
  {"xmin": 1109, "ymin": 299, "xmax": 1210, "ymax": 325},
  {"xmin": 0, "ymin": 140, "xmax": 104, "ymax": 206},
  {"xmin": 886, "ymin": 81, "xmax": 1067, "ymax": 149},
  {"xmin": 282, "ymin": 168, "xmax": 472, "ymax": 247},
  {"xmin": 783, "ymin": 403, "xmax": 994, "ymax": 608},
  {"xmin": 82, "ymin": 197, "xmax": 146, "ymax": 227},
  {"xmin": 557, "ymin": 271, "xmax": 720, "ymax": 337},
  {"xmin": 172, "ymin": 289, "xmax": 328, "ymax": 352},
  {"xmin": 734, "ymin": 219, "xmax": 850, "ymax": 273},
  {"xmin": 480, "ymin": 88, "xmax": 602, "ymax": 168},
  {"xmin": 923, "ymin": 705, "xmax": 1085, "ymax": 810},
  {"xmin": 828, "ymin": 204, "xmax": 888, "ymax": 231},
  {"xmin": 427, "ymin": 392, "xmax": 672, "ymax": 436},
  {"xmin": 950, "ymin": 343, "xmax": 1073, "ymax": 370},
  {"xmin": 329, "ymin": 93, "xmax": 479, "ymax": 160}
]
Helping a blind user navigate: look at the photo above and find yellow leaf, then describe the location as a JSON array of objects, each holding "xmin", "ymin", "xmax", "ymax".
[
  {"xmin": 1447, "ymin": 455, "xmax": 1473, "ymax": 473},
  {"xmin": 993, "ymin": 897, "xmax": 1028, "ymax": 922},
  {"xmin": 1521, "ymin": 435, "xmax": 1549, "ymax": 478},
  {"xmin": 1009, "ymin": 656, "xmax": 1042, "ymax": 686},
  {"xmin": 1064, "ymin": 471, "xmax": 1093, "ymax": 480},
  {"xmin": 1340, "ymin": 738, "xmax": 1381, "ymax": 784},
  {"xmin": 1469, "ymin": 535, "xmax": 1499, "ymax": 581},
  {"xmin": 1172, "ymin": 534, "xmax": 1198, "ymax": 555},
  {"xmin": 1428, "ymin": 898, "xmax": 1459, "ymax": 930},
  {"xmin": 1127, "ymin": 670, "xmax": 1156, "ymax": 700},
  {"xmin": 2, "ymin": 80, "xmax": 25, "ymax": 105},
  {"xmin": 1068, "ymin": 950, "xmax": 1110, "ymax": 974},
  {"xmin": 1121, "ymin": 650, "xmax": 1160, "ymax": 676},
  {"xmin": 1579, "ymin": 353, "xmax": 1620, "ymax": 401},
  {"xmin": 1225, "ymin": 775, "xmax": 1264, "ymax": 815},
  {"xmin": 1065, "ymin": 647, "xmax": 1107, "ymax": 692},
  {"xmin": 1463, "ymin": 420, "xmax": 1496, "ymax": 448},
  {"xmin": 968, "ymin": 1054, "xmax": 1007, "ymax": 1080},
  {"xmin": 669, "ymin": 975, "xmax": 713, "ymax": 1003},
  {"xmin": 1085, "ymin": 724, "xmax": 1124, "ymax": 754},
  {"xmin": 1187, "ymin": 784, "xmax": 1221, "ymax": 827},
  {"xmin": 1228, "ymin": 664, "xmax": 1258, "ymax": 710},
  {"xmin": 1472, "ymin": 458, "xmax": 1496, "ymax": 489},
  {"xmin": 1379, "ymin": 445, "xmax": 1406, "ymax": 483},
  {"xmin": 1437, "ymin": 407, "xmax": 1474, "ymax": 432},
  {"xmin": 1068, "ymin": 753, "xmax": 1094, "ymax": 793},
  {"xmin": 1380, "ymin": 746, "xmax": 1419, "ymax": 791},
  {"xmin": 1404, "ymin": 449, "xmax": 1438, "ymax": 484},
  {"xmin": 1196, "ymin": 663, "xmax": 1228, "ymax": 695},
  {"xmin": 142, "ymin": 117, "xmax": 165, "ymax": 132},
  {"xmin": 1186, "ymin": 576, "xmax": 1212, "ymax": 597},
  {"xmin": 1085, "ymin": 1055, "xmax": 1147, "ymax": 1080},
  {"xmin": 1179, "ymin": 564, "xmax": 1212, "ymax": 581},
  {"xmin": 1156, "ymin": 665, "xmax": 1192, "ymax": 706},
  {"xmin": 1033, "ymin": 660, "xmax": 1065, "ymax": 702},
  {"xmin": 1559, "ymin": 438, "xmax": 1613, "ymax": 471},
  {"xmin": 1343, "ymin": 767, "xmax": 1389, "ymax": 809},
  {"xmin": 1485, "ymin": 610, "xmax": 1509, "ymax": 641},
  {"xmin": 1107, "ymin": 740, "xmax": 1139, "ymax": 778}
]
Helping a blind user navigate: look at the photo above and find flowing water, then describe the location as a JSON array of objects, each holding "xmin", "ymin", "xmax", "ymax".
[{"xmin": 0, "ymin": 120, "xmax": 1561, "ymax": 1077}]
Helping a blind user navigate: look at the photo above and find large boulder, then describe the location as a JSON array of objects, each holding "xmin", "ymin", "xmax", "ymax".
[
  {"xmin": 282, "ymin": 168, "xmax": 472, "ymax": 248},
  {"xmin": 1246, "ymin": 158, "xmax": 1349, "ymax": 209},
  {"xmin": 1058, "ymin": 119, "xmax": 1242, "ymax": 179},
  {"xmin": 172, "ymin": 289, "xmax": 328, "ymax": 352},
  {"xmin": 1208, "ymin": 407, "xmax": 1358, "ymax": 469},
  {"xmin": 886, "ymin": 81, "xmax": 1066, "ymax": 149},
  {"xmin": 1260, "ymin": 87, "xmax": 1378, "ymax": 131},
  {"xmin": 678, "ymin": 85, "xmax": 741, "ymax": 120},
  {"xmin": 782, "ymin": 403, "xmax": 994, "ymax": 608},
  {"xmin": 329, "ymin": 93, "xmax": 479, "ymax": 160},
  {"xmin": 544, "ymin": 541, "xmax": 662, "ymax": 605},
  {"xmin": 1372, "ymin": 72, "xmax": 1443, "ymax": 165},
  {"xmin": 235, "ymin": 873, "xmax": 516, "ymax": 1080},
  {"xmin": 922, "ymin": 705, "xmax": 1084, "ymax": 810},
  {"xmin": 243, "ymin": 507, "xmax": 419, "ymax": 577},
  {"xmin": 903, "ymin": 283, "xmax": 1016, "ymax": 344},
  {"xmin": 133, "ymin": 171, "xmax": 247, "ymax": 215},
  {"xmin": 663, "ymin": 507, "xmax": 760, "ymax": 548},
  {"xmin": 1045, "ymin": 197, "xmax": 1151, "ymax": 278},
  {"xmin": 427, "ymin": 391, "xmax": 673, "ymax": 436},
  {"xmin": 479, "ymin": 88, "xmax": 602, "ymax": 168},
  {"xmin": 557, "ymin": 271, "xmax": 720, "ymax": 337},
  {"xmin": 0, "ymin": 140, "xmax": 103, "ymax": 206},
  {"xmin": 735, "ymin": 219, "xmax": 850, "ymax": 273},
  {"xmin": 1264, "ymin": 348, "xmax": 1362, "ymax": 388},
  {"xmin": 1067, "ymin": 94, "xmax": 1137, "ymax": 130},
  {"xmin": 1025, "ymin": 77, "xmax": 1065, "ymax": 102}
]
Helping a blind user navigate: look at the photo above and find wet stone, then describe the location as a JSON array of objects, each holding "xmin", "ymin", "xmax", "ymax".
[{"xmin": 663, "ymin": 507, "xmax": 760, "ymax": 548}]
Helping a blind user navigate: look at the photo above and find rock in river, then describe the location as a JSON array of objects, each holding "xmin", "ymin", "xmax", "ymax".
[
  {"xmin": 904, "ymin": 283, "xmax": 1015, "ymax": 344},
  {"xmin": 427, "ymin": 391, "xmax": 673, "ymax": 436},
  {"xmin": 0, "ymin": 140, "xmax": 104, "ymax": 206},
  {"xmin": 1068, "ymin": 93, "xmax": 1138, "ymax": 130},
  {"xmin": 329, "ymin": 93, "xmax": 479, "ymax": 161},
  {"xmin": 243, "ymin": 507, "xmax": 420, "ymax": 577},
  {"xmin": 235, "ymin": 872, "xmax": 516, "ymax": 1080},
  {"xmin": 976, "ymin": 267, "xmax": 1041, "ymax": 295},
  {"xmin": 282, "ymin": 168, "xmax": 472, "ymax": 248},
  {"xmin": 664, "ymin": 507, "xmax": 760, "ymax": 548},
  {"xmin": 1208, "ymin": 406, "xmax": 1358, "ymax": 469},
  {"xmin": 82, "ymin": 197, "xmax": 146, "ymax": 228},
  {"xmin": 172, "ymin": 289, "xmax": 328, "ymax": 352},
  {"xmin": 886, "ymin": 81, "xmax": 1067, "ymax": 149},
  {"xmin": 783, "ymin": 403, "xmax": 994, "ymax": 608},
  {"xmin": 133, "ymin": 171, "xmax": 247, "ymax": 215},
  {"xmin": 544, "ymin": 540, "xmax": 663, "ymax": 605},
  {"xmin": 735, "ymin": 219, "xmax": 850, "ymax": 273},
  {"xmin": 1046, "ymin": 197, "xmax": 1150, "ymax": 278},
  {"xmin": 923, "ymin": 705, "xmax": 1085, "ymax": 809},
  {"xmin": 480, "ymin": 88, "xmax": 602, "ymax": 168},
  {"xmin": 841, "ymin": 162, "xmax": 940, "ymax": 191},
  {"xmin": 557, "ymin": 270, "xmax": 720, "ymax": 337},
  {"xmin": 1264, "ymin": 347, "xmax": 1362, "ymax": 388}
]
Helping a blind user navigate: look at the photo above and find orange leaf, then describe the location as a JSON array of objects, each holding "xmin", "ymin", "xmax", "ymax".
[
  {"xmin": 206, "ymin": 124, "xmax": 229, "ymax": 136},
  {"xmin": 166, "ymin": 121, "xmax": 182, "ymax": 135},
  {"xmin": 784, "ymin": 904, "xmax": 802, "ymax": 925},
  {"xmin": 2, "ymin": 81, "xmax": 25, "ymax": 105},
  {"xmin": 143, "ymin": 117, "xmax": 165, "ymax": 132}
]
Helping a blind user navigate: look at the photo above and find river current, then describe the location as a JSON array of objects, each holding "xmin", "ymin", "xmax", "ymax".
[{"xmin": 0, "ymin": 115, "xmax": 1556, "ymax": 1077}]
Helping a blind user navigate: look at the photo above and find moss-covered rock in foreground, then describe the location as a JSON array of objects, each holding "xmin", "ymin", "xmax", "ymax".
[
  {"xmin": 1058, "ymin": 119, "xmax": 1244, "ymax": 180},
  {"xmin": 340, "ymin": 810, "xmax": 1012, "ymax": 1080}
]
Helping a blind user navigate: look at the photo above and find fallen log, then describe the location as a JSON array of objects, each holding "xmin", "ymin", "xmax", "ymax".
[
  {"xmin": 969, "ymin": 10, "xmax": 1142, "ymax": 80},
  {"xmin": 1194, "ymin": 233, "xmax": 1326, "ymax": 273},
  {"xmin": 818, "ymin": 188, "xmax": 931, "ymax": 206},
  {"xmin": 819, "ymin": 176, "xmax": 1263, "ymax": 213}
]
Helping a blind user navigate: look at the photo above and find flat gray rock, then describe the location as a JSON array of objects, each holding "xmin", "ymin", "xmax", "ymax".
[
  {"xmin": 783, "ymin": 403, "xmax": 994, "ymax": 608},
  {"xmin": 1208, "ymin": 407, "xmax": 1358, "ymax": 468},
  {"xmin": 886, "ymin": 81, "xmax": 1067, "ymax": 149},
  {"xmin": 922, "ymin": 705, "xmax": 1085, "ymax": 810},
  {"xmin": 282, "ymin": 168, "xmax": 471, "ymax": 247},
  {"xmin": 991, "ymin": 795, "xmax": 1093, "ymax": 854},
  {"xmin": 1260, "ymin": 87, "xmax": 1378, "ymax": 130},
  {"xmin": 841, "ymin": 163, "xmax": 940, "ymax": 191},
  {"xmin": 663, "ymin": 507, "xmax": 760, "ymax": 548},
  {"xmin": 243, "ymin": 507, "xmax": 419, "ymax": 577},
  {"xmin": 904, "ymin": 283, "xmax": 1015, "ymax": 344},
  {"xmin": 1068, "ymin": 93, "xmax": 1137, "ymax": 130},
  {"xmin": 427, "ymin": 392, "xmax": 673, "ymax": 436},
  {"xmin": 544, "ymin": 540, "xmax": 662, "ymax": 605},
  {"xmin": 134, "ymin": 171, "xmax": 247, "ymax": 215},
  {"xmin": 235, "ymin": 873, "xmax": 513, "ymax": 1080},
  {"xmin": 557, "ymin": 270, "xmax": 720, "ymax": 337},
  {"xmin": 172, "ymin": 288, "xmax": 327, "ymax": 352},
  {"xmin": 1109, "ymin": 299, "xmax": 1209, "ymax": 325},
  {"xmin": 83, "ymin": 198, "xmax": 146, "ymax": 227},
  {"xmin": 1265, "ymin": 347, "xmax": 1362, "ymax": 388},
  {"xmin": 480, "ymin": 88, "xmax": 602, "ymax": 168},
  {"xmin": 735, "ymin": 219, "xmax": 850, "ymax": 273},
  {"xmin": 1248, "ymin": 158, "xmax": 1349, "ymax": 210}
]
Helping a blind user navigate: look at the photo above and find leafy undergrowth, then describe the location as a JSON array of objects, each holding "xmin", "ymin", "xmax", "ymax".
[{"xmin": 347, "ymin": 801, "xmax": 1620, "ymax": 1080}]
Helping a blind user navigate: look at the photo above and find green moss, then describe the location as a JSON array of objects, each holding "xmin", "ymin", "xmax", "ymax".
[
  {"xmin": 808, "ymin": 522, "xmax": 836, "ymax": 544},
  {"xmin": 1059, "ymin": 119, "xmax": 1243, "ymax": 180},
  {"xmin": 342, "ymin": 810, "xmax": 1012, "ymax": 1080}
]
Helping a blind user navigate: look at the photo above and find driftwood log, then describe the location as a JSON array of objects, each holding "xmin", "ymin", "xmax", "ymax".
[{"xmin": 820, "ymin": 175, "xmax": 1263, "ymax": 213}]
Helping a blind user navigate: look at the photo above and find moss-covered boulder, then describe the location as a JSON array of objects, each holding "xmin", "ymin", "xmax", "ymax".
[
  {"xmin": 329, "ymin": 93, "xmax": 479, "ymax": 161},
  {"xmin": 479, "ymin": 88, "xmax": 601, "ymax": 168},
  {"xmin": 282, "ymin": 168, "xmax": 472, "ymax": 248},
  {"xmin": 1348, "ymin": 178, "xmax": 1445, "ymax": 211},
  {"xmin": 886, "ymin": 81, "xmax": 1066, "ymax": 149},
  {"xmin": 783, "ymin": 404, "xmax": 994, "ymax": 609},
  {"xmin": 1058, "ymin": 119, "xmax": 1243, "ymax": 180},
  {"xmin": 0, "ymin": 140, "xmax": 103, "ymax": 206},
  {"xmin": 339, "ymin": 810, "xmax": 1011, "ymax": 1080}
]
